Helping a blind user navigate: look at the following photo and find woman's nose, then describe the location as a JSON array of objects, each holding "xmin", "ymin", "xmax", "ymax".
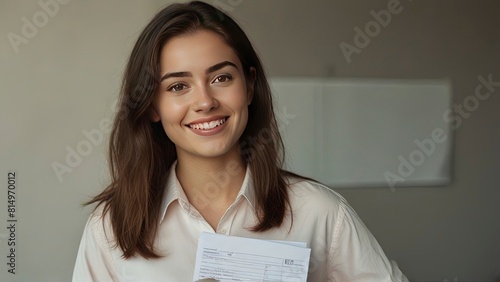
[{"xmin": 194, "ymin": 86, "xmax": 219, "ymax": 112}]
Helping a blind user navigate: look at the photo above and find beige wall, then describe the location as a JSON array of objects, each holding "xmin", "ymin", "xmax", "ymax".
[{"xmin": 0, "ymin": 0, "xmax": 498, "ymax": 281}]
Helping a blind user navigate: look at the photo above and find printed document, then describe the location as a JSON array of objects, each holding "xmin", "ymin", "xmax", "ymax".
[{"xmin": 193, "ymin": 232, "xmax": 311, "ymax": 281}]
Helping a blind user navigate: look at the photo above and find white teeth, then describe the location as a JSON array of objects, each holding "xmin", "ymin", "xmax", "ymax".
[{"xmin": 189, "ymin": 118, "xmax": 226, "ymax": 130}]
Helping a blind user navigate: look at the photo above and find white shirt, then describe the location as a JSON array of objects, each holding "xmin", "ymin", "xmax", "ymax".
[{"xmin": 73, "ymin": 163, "xmax": 408, "ymax": 281}]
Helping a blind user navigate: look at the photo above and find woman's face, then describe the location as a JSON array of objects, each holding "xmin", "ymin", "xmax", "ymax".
[{"xmin": 152, "ymin": 29, "xmax": 254, "ymax": 159}]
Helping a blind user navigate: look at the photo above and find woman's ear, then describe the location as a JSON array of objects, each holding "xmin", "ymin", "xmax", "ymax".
[
  {"xmin": 149, "ymin": 107, "xmax": 161, "ymax": 122},
  {"xmin": 247, "ymin": 67, "xmax": 256, "ymax": 105}
]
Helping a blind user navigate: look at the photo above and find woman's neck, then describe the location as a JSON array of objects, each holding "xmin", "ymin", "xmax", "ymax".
[{"xmin": 175, "ymin": 147, "xmax": 247, "ymax": 213}]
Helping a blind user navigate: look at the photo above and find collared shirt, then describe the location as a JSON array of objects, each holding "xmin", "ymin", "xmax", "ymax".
[{"xmin": 73, "ymin": 163, "xmax": 408, "ymax": 282}]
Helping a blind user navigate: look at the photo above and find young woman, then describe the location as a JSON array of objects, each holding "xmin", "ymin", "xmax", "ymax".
[{"xmin": 73, "ymin": 1, "xmax": 408, "ymax": 281}]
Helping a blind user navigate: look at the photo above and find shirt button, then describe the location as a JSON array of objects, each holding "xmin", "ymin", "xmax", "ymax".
[{"xmin": 217, "ymin": 228, "xmax": 227, "ymax": 234}]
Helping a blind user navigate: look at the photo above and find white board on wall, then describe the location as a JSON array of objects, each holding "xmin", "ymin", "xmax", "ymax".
[{"xmin": 270, "ymin": 78, "xmax": 453, "ymax": 188}]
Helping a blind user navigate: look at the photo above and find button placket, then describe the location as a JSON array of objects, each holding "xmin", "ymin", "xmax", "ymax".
[{"xmin": 216, "ymin": 200, "xmax": 240, "ymax": 235}]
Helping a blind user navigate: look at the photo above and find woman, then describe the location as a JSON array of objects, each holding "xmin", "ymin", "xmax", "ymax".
[{"xmin": 73, "ymin": 1, "xmax": 408, "ymax": 281}]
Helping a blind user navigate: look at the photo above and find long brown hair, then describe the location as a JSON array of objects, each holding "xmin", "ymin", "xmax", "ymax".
[{"xmin": 86, "ymin": 1, "xmax": 294, "ymax": 259}]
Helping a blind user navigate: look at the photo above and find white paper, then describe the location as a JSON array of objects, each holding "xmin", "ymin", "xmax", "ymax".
[
  {"xmin": 193, "ymin": 232, "xmax": 311, "ymax": 282},
  {"xmin": 269, "ymin": 240, "xmax": 307, "ymax": 248}
]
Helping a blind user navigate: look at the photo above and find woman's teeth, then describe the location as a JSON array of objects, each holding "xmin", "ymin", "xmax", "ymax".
[{"xmin": 189, "ymin": 117, "xmax": 227, "ymax": 130}]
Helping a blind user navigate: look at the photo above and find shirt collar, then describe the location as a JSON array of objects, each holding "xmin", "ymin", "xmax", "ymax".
[{"xmin": 158, "ymin": 161, "xmax": 256, "ymax": 223}]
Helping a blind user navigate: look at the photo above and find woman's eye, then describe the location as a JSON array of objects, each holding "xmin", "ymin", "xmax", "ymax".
[
  {"xmin": 167, "ymin": 83, "xmax": 188, "ymax": 92},
  {"xmin": 213, "ymin": 74, "xmax": 232, "ymax": 84}
]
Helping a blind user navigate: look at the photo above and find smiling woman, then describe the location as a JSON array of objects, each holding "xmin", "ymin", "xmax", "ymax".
[{"xmin": 72, "ymin": 1, "xmax": 408, "ymax": 281}]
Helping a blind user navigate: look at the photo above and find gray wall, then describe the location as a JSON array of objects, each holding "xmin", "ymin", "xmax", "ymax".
[{"xmin": 1, "ymin": 0, "xmax": 498, "ymax": 281}]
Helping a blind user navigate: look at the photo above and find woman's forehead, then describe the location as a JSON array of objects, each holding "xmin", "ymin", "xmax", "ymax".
[{"xmin": 158, "ymin": 30, "xmax": 242, "ymax": 74}]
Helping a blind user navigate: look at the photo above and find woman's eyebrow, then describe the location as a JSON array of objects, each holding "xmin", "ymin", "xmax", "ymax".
[
  {"xmin": 206, "ymin": 60, "xmax": 238, "ymax": 74},
  {"xmin": 160, "ymin": 61, "xmax": 238, "ymax": 82},
  {"xmin": 160, "ymin": 71, "xmax": 191, "ymax": 81}
]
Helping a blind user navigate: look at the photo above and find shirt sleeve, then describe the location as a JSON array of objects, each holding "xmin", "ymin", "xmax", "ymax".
[
  {"xmin": 72, "ymin": 213, "xmax": 119, "ymax": 282},
  {"xmin": 327, "ymin": 197, "xmax": 409, "ymax": 282}
]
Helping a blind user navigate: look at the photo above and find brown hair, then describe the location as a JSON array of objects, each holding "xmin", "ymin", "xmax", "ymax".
[{"xmin": 86, "ymin": 1, "xmax": 295, "ymax": 259}]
